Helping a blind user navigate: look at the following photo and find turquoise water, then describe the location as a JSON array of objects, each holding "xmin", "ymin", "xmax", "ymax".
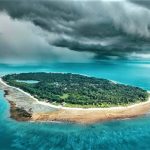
[
  {"xmin": 16, "ymin": 80, "xmax": 39, "ymax": 84},
  {"xmin": 0, "ymin": 61, "xmax": 150, "ymax": 150}
]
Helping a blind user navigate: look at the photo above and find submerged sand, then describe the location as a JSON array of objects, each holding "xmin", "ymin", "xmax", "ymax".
[{"xmin": 0, "ymin": 78, "xmax": 150, "ymax": 124}]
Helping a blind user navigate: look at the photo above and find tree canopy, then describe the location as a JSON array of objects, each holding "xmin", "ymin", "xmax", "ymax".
[{"xmin": 3, "ymin": 72, "xmax": 149, "ymax": 107}]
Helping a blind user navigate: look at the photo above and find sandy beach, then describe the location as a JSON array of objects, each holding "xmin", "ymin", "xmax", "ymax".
[{"xmin": 0, "ymin": 77, "xmax": 150, "ymax": 124}]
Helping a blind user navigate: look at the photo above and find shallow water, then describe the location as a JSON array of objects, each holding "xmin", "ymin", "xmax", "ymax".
[
  {"xmin": 16, "ymin": 80, "xmax": 39, "ymax": 84},
  {"xmin": 0, "ymin": 61, "xmax": 150, "ymax": 150}
]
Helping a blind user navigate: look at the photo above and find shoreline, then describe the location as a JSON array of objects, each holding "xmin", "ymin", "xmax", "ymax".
[{"xmin": 0, "ymin": 78, "xmax": 150, "ymax": 124}]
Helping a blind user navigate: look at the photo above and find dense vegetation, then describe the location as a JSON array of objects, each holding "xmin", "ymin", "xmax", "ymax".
[{"xmin": 3, "ymin": 73, "xmax": 149, "ymax": 107}]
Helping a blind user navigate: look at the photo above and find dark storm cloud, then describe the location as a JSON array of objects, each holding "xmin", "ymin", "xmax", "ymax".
[
  {"xmin": 0, "ymin": 12, "xmax": 94, "ymax": 64},
  {"xmin": 0, "ymin": 0, "xmax": 150, "ymax": 62},
  {"xmin": 0, "ymin": 0, "xmax": 80, "ymax": 33},
  {"xmin": 129, "ymin": 0, "xmax": 150, "ymax": 9}
]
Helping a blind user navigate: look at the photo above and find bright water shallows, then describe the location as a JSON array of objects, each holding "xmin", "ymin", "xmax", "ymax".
[{"xmin": 0, "ymin": 61, "xmax": 150, "ymax": 150}]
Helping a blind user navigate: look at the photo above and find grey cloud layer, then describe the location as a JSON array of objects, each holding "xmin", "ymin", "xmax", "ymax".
[
  {"xmin": 0, "ymin": 13, "xmax": 94, "ymax": 63},
  {"xmin": 0, "ymin": 0, "xmax": 150, "ymax": 62}
]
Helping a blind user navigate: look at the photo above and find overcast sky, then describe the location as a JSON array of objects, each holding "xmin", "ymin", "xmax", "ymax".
[{"xmin": 0, "ymin": 0, "xmax": 150, "ymax": 64}]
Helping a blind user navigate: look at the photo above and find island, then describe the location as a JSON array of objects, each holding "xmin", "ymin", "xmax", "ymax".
[{"xmin": 0, "ymin": 72, "xmax": 149, "ymax": 124}]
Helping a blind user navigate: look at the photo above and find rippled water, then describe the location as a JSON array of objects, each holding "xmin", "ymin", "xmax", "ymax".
[{"xmin": 0, "ymin": 61, "xmax": 150, "ymax": 150}]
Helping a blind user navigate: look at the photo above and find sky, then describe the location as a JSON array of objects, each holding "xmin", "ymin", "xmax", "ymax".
[{"xmin": 0, "ymin": 0, "xmax": 150, "ymax": 64}]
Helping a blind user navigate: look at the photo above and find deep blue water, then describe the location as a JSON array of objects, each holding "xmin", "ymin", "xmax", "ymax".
[{"xmin": 0, "ymin": 61, "xmax": 150, "ymax": 150}]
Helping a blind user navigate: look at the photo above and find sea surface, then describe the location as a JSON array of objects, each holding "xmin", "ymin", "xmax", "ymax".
[{"xmin": 0, "ymin": 60, "xmax": 150, "ymax": 150}]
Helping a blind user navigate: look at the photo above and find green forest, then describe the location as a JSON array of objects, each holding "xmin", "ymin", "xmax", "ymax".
[{"xmin": 3, "ymin": 72, "xmax": 149, "ymax": 108}]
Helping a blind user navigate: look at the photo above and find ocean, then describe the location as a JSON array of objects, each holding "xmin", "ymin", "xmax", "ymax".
[{"xmin": 0, "ymin": 60, "xmax": 150, "ymax": 150}]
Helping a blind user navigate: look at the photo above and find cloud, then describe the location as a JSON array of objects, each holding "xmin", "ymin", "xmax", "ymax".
[
  {"xmin": 129, "ymin": 52, "xmax": 150, "ymax": 60},
  {"xmin": 0, "ymin": 0, "xmax": 150, "ymax": 62},
  {"xmin": 0, "ymin": 12, "xmax": 94, "ymax": 64}
]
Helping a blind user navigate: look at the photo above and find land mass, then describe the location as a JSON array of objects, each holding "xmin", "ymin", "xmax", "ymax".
[
  {"xmin": 0, "ymin": 72, "xmax": 150, "ymax": 124},
  {"xmin": 2, "ymin": 72, "xmax": 148, "ymax": 107}
]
